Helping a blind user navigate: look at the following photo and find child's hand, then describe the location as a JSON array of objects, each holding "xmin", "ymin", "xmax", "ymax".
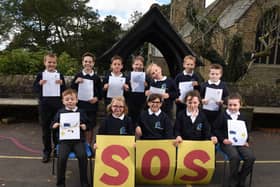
[
  {"xmin": 39, "ymin": 80, "xmax": 47, "ymax": 85},
  {"xmin": 216, "ymin": 100, "xmax": 224, "ymax": 105},
  {"xmin": 202, "ymin": 99, "xmax": 208, "ymax": 105},
  {"xmin": 174, "ymin": 136, "xmax": 183, "ymax": 146},
  {"xmin": 192, "ymin": 81, "xmax": 198, "ymax": 86},
  {"xmin": 75, "ymin": 77, "xmax": 83, "ymax": 84},
  {"xmin": 244, "ymin": 142, "xmax": 249, "ymax": 147},
  {"xmin": 211, "ymin": 136, "xmax": 218, "ymax": 144},
  {"xmin": 135, "ymin": 126, "xmax": 142, "ymax": 137},
  {"xmin": 223, "ymin": 139, "xmax": 232, "ymax": 145},
  {"xmin": 123, "ymin": 84, "xmax": 129, "ymax": 91},
  {"xmin": 52, "ymin": 123, "xmax": 60, "ymax": 129},
  {"xmin": 55, "ymin": 79, "xmax": 63, "ymax": 85},
  {"xmin": 93, "ymin": 143, "xmax": 98, "ymax": 149},
  {"xmin": 144, "ymin": 81, "xmax": 148, "ymax": 88},
  {"xmin": 175, "ymin": 98, "xmax": 182, "ymax": 104},
  {"xmin": 145, "ymin": 90, "xmax": 151, "ymax": 96},
  {"xmin": 89, "ymin": 97, "xmax": 98, "ymax": 104},
  {"xmin": 103, "ymin": 83, "xmax": 109, "ymax": 90},
  {"xmin": 80, "ymin": 124, "xmax": 87, "ymax": 130},
  {"xmin": 162, "ymin": 93, "xmax": 169, "ymax": 99}
]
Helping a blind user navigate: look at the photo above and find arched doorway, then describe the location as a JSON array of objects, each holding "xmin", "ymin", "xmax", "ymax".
[{"xmin": 255, "ymin": 6, "xmax": 280, "ymax": 64}]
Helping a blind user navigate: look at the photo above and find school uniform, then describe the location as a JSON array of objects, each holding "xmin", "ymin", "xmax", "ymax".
[
  {"xmin": 200, "ymin": 80, "xmax": 229, "ymax": 130},
  {"xmin": 51, "ymin": 107, "xmax": 90, "ymax": 187},
  {"xmin": 174, "ymin": 109, "xmax": 212, "ymax": 140},
  {"xmin": 137, "ymin": 109, "xmax": 174, "ymax": 140},
  {"xmin": 148, "ymin": 76, "xmax": 177, "ymax": 118},
  {"xmin": 102, "ymin": 72, "xmax": 129, "ymax": 107},
  {"xmin": 175, "ymin": 70, "xmax": 201, "ymax": 115},
  {"xmin": 126, "ymin": 71, "xmax": 148, "ymax": 125},
  {"xmin": 71, "ymin": 70, "xmax": 102, "ymax": 129},
  {"xmin": 98, "ymin": 114, "xmax": 134, "ymax": 135},
  {"xmin": 214, "ymin": 110, "xmax": 255, "ymax": 187},
  {"xmin": 33, "ymin": 70, "xmax": 66, "ymax": 157}
]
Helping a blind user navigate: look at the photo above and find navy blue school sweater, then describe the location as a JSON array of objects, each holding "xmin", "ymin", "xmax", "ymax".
[
  {"xmin": 71, "ymin": 71, "xmax": 102, "ymax": 112},
  {"xmin": 148, "ymin": 77, "xmax": 178, "ymax": 114},
  {"xmin": 98, "ymin": 114, "xmax": 134, "ymax": 135},
  {"xmin": 138, "ymin": 110, "xmax": 174, "ymax": 140},
  {"xmin": 33, "ymin": 71, "xmax": 66, "ymax": 107},
  {"xmin": 51, "ymin": 107, "xmax": 90, "ymax": 142},
  {"xmin": 174, "ymin": 109, "xmax": 212, "ymax": 140},
  {"xmin": 174, "ymin": 71, "xmax": 201, "ymax": 93},
  {"xmin": 214, "ymin": 111, "xmax": 248, "ymax": 144}
]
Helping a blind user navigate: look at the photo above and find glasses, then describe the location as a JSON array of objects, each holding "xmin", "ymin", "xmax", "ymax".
[
  {"xmin": 151, "ymin": 101, "xmax": 161, "ymax": 104},
  {"xmin": 112, "ymin": 105, "xmax": 124, "ymax": 108}
]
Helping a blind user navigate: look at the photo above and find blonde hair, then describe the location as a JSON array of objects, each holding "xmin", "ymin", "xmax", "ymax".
[
  {"xmin": 145, "ymin": 63, "xmax": 161, "ymax": 77},
  {"xmin": 44, "ymin": 53, "xmax": 57, "ymax": 62},
  {"xmin": 183, "ymin": 55, "xmax": 196, "ymax": 64},
  {"xmin": 106, "ymin": 96, "xmax": 128, "ymax": 115}
]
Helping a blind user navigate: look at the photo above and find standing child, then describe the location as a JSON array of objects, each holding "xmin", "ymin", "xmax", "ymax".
[
  {"xmin": 97, "ymin": 96, "xmax": 134, "ymax": 136},
  {"xmin": 175, "ymin": 55, "xmax": 201, "ymax": 116},
  {"xmin": 200, "ymin": 63, "xmax": 229, "ymax": 132},
  {"xmin": 102, "ymin": 55, "xmax": 129, "ymax": 108},
  {"xmin": 71, "ymin": 52, "xmax": 102, "ymax": 145},
  {"xmin": 214, "ymin": 93, "xmax": 255, "ymax": 187},
  {"xmin": 127, "ymin": 55, "xmax": 148, "ymax": 126},
  {"xmin": 51, "ymin": 89, "xmax": 90, "ymax": 187},
  {"xmin": 174, "ymin": 90, "xmax": 217, "ymax": 146},
  {"xmin": 145, "ymin": 63, "xmax": 177, "ymax": 119},
  {"xmin": 135, "ymin": 94, "xmax": 174, "ymax": 140},
  {"xmin": 33, "ymin": 53, "xmax": 66, "ymax": 163}
]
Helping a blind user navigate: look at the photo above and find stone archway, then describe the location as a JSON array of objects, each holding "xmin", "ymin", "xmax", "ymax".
[
  {"xmin": 97, "ymin": 4, "xmax": 201, "ymax": 78},
  {"xmin": 255, "ymin": 6, "xmax": 280, "ymax": 64}
]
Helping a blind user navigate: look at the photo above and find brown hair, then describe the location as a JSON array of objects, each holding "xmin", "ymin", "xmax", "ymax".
[
  {"xmin": 184, "ymin": 90, "xmax": 201, "ymax": 103},
  {"xmin": 111, "ymin": 55, "xmax": 123, "ymax": 63},
  {"xmin": 133, "ymin": 55, "xmax": 145, "ymax": 64},
  {"xmin": 44, "ymin": 53, "xmax": 57, "ymax": 62},
  {"xmin": 82, "ymin": 52, "xmax": 96, "ymax": 62},
  {"xmin": 183, "ymin": 55, "xmax": 196, "ymax": 64},
  {"xmin": 209, "ymin": 63, "xmax": 223, "ymax": 74},
  {"xmin": 106, "ymin": 96, "xmax": 128, "ymax": 115},
  {"xmin": 147, "ymin": 93, "xmax": 163, "ymax": 103},
  {"xmin": 228, "ymin": 92, "xmax": 243, "ymax": 105},
  {"xmin": 62, "ymin": 89, "xmax": 77, "ymax": 99}
]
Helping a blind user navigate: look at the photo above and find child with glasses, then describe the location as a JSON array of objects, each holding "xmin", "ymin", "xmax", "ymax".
[{"xmin": 135, "ymin": 94, "xmax": 174, "ymax": 140}]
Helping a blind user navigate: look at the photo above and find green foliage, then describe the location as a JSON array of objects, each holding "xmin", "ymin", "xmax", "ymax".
[{"xmin": 0, "ymin": 49, "xmax": 79, "ymax": 75}]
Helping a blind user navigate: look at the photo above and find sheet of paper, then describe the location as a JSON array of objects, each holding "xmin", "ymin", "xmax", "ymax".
[
  {"xmin": 131, "ymin": 72, "xmax": 145, "ymax": 93},
  {"xmin": 42, "ymin": 72, "xmax": 60, "ymax": 96},
  {"xmin": 59, "ymin": 112, "xmax": 80, "ymax": 140},
  {"xmin": 149, "ymin": 86, "xmax": 166, "ymax": 95},
  {"xmin": 178, "ymin": 81, "xmax": 193, "ymax": 102},
  {"xmin": 107, "ymin": 76, "xmax": 126, "ymax": 98},
  {"xmin": 202, "ymin": 87, "xmax": 223, "ymax": 111},
  {"xmin": 227, "ymin": 120, "xmax": 248, "ymax": 146},
  {"xmin": 78, "ymin": 79, "xmax": 94, "ymax": 101}
]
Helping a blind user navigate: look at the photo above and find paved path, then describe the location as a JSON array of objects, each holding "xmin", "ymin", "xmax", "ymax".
[{"xmin": 0, "ymin": 122, "xmax": 280, "ymax": 187}]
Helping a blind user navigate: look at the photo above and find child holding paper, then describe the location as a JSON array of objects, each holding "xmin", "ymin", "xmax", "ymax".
[
  {"xmin": 135, "ymin": 94, "xmax": 174, "ymax": 140},
  {"xmin": 71, "ymin": 52, "xmax": 102, "ymax": 145},
  {"xmin": 175, "ymin": 55, "xmax": 202, "ymax": 116},
  {"xmin": 102, "ymin": 55, "xmax": 129, "ymax": 108},
  {"xmin": 127, "ymin": 55, "xmax": 148, "ymax": 126},
  {"xmin": 214, "ymin": 93, "xmax": 255, "ymax": 187},
  {"xmin": 145, "ymin": 63, "xmax": 177, "ymax": 119},
  {"xmin": 33, "ymin": 53, "xmax": 66, "ymax": 163},
  {"xmin": 51, "ymin": 89, "xmax": 90, "ymax": 187},
  {"xmin": 174, "ymin": 90, "xmax": 217, "ymax": 146},
  {"xmin": 200, "ymin": 63, "xmax": 229, "ymax": 132}
]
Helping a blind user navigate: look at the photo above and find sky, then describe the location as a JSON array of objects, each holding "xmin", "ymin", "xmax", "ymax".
[{"xmin": 88, "ymin": 0, "xmax": 216, "ymax": 26}]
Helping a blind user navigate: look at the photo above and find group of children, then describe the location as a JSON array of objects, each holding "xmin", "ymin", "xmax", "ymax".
[{"xmin": 33, "ymin": 52, "xmax": 255, "ymax": 187}]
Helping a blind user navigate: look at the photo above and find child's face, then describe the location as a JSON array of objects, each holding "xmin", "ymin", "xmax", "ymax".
[
  {"xmin": 209, "ymin": 69, "xmax": 222, "ymax": 82},
  {"xmin": 82, "ymin": 56, "xmax": 95, "ymax": 71},
  {"xmin": 227, "ymin": 99, "xmax": 241, "ymax": 113},
  {"xmin": 148, "ymin": 98, "xmax": 162, "ymax": 113},
  {"xmin": 132, "ymin": 59, "xmax": 144, "ymax": 72},
  {"xmin": 111, "ymin": 59, "xmax": 123, "ymax": 74},
  {"xmin": 186, "ymin": 96, "xmax": 200, "ymax": 112},
  {"xmin": 111, "ymin": 100, "xmax": 125, "ymax": 117},
  {"xmin": 63, "ymin": 94, "xmax": 78, "ymax": 110},
  {"xmin": 44, "ymin": 56, "xmax": 57, "ymax": 72},
  {"xmin": 150, "ymin": 65, "xmax": 162, "ymax": 80},
  {"xmin": 183, "ymin": 59, "xmax": 195, "ymax": 73}
]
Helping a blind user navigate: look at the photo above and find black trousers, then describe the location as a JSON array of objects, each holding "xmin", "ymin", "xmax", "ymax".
[
  {"xmin": 221, "ymin": 144, "xmax": 256, "ymax": 187},
  {"xmin": 57, "ymin": 141, "xmax": 89, "ymax": 187},
  {"xmin": 39, "ymin": 103, "xmax": 60, "ymax": 155}
]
